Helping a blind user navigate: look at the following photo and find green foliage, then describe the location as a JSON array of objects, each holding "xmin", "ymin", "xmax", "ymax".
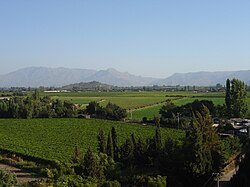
[
  {"xmin": 0, "ymin": 118, "xmax": 185, "ymax": 162},
  {"xmin": 184, "ymin": 106, "xmax": 220, "ymax": 184},
  {"xmin": 54, "ymin": 174, "xmax": 85, "ymax": 187},
  {"xmin": 0, "ymin": 92, "xmax": 76, "ymax": 118},
  {"xmin": 225, "ymin": 78, "xmax": 232, "ymax": 117},
  {"xmin": 85, "ymin": 101, "xmax": 102, "ymax": 116},
  {"xmin": 0, "ymin": 169, "xmax": 17, "ymax": 187},
  {"xmin": 126, "ymin": 175, "xmax": 167, "ymax": 187},
  {"xmin": 98, "ymin": 129, "xmax": 106, "ymax": 154},
  {"xmin": 105, "ymin": 102, "xmax": 127, "ymax": 120},
  {"xmin": 82, "ymin": 148, "xmax": 103, "ymax": 179},
  {"xmin": 102, "ymin": 180, "xmax": 121, "ymax": 187},
  {"xmin": 160, "ymin": 99, "xmax": 217, "ymax": 127},
  {"xmin": 147, "ymin": 175, "xmax": 167, "ymax": 187},
  {"xmin": 225, "ymin": 78, "xmax": 248, "ymax": 118},
  {"xmin": 111, "ymin": 127, "xmax": 119, "ymax": 161},
  {"xmin": 72, "ymin": 145, "xmax": 83, "ymax": 164},
  {"xmin": 120, "ymin": 138, "xmax": 134, "ymax": 167},
  {"xmin": 107, "ymin": 133, "xmax": 114, "ymax": 159}
]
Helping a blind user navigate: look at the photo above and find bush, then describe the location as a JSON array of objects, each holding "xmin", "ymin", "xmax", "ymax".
[
  {"xmin": 102, "ymin": 180, "xmax": 121, "ymax": 187},
  {"xmin": 147, "ymin": 175, "xmax": 167, "ymax": 187},
  {"xmin": 55, "ymin": 175, "xmax": 84, "ymax": 187},
  {"xmin": 0, "ymin": 169, "xmax": 17, "ymax": 187}
]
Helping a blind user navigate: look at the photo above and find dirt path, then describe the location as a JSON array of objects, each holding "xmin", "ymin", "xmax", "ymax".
[{"xmin": 0, "ymin": 163, "xmax": 43, "ymax": 184}]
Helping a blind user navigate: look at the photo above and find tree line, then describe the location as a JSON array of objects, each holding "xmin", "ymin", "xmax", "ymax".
[
  {"xmin": 0, "ymin": 90, "xmax": 127, "ymax": 121},
  {"xmin": 0, "ymin": 90, "xmax": 76, "ymax": 118},
  {"xmin": 84, "ymin": 101, "xmax": 127, "ymax": 121}
]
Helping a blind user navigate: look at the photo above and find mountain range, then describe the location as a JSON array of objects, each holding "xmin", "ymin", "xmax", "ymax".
[{"xmin": 0, "ymin": 67, "xmax": 250, "ymax": 87}]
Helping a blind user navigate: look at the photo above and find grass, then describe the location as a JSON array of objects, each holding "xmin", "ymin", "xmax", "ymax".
[{"xmin": 0, "ymin": 118, "xmax": 185, "ymax": 163}]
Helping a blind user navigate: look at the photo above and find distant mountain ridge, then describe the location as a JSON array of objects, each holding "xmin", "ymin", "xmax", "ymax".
[
  {"xmin": 0, "ymin": 67, "xmax": 159, "ymax": 87},
  {"xmin": 0, "ymin": 67, "xmax": 250, "ymax": 87},
  {"xmin": 156, "ymin": 70, "xmax": 250, "ymax": 86}
]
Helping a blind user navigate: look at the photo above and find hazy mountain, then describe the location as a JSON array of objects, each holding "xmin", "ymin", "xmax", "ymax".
[
  {"xmin": 62, "ymin": 81, "xmax": 113, "ymax": 90},
  {"xmin": 86, "ymin": 68, "xmax": 158, "ymax": 87},
  {"xmin": 0, "ymin": 67, "xmax": 97, "ymax": 87},
  {"xmin": 0, "ymin": 67, "xmax": 159, "ymax": 87},
  {"xmin": 156, "ymin": 70, "xmax": 250, "ymax": 86},
  {"xmin": 1, "ymin": 67, "xmax": 250, "ymax": 87}
]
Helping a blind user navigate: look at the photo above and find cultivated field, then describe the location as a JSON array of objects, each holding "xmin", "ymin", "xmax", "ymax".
[
  {"xmin": 41, "ymin": 91, "xmax": 250, "ymax": 120},
  {"xmin": 0, "ymin": 118, "xmax": 185, "ymax": 163}
]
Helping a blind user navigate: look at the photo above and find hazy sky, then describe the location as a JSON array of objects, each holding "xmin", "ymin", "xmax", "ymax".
[{"xmin": 0, "ymin": 0, "xmax": 250, "ymax": 78}]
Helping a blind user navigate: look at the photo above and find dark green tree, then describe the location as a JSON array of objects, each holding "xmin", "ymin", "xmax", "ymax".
[
  {"xmin": 147, "ymin": 127, "xmax": 162, "ymax": 164},
  {"xmin": 120, "ymin": 138, "xmax": 134, "ymax": 166},
  {"xmin": 86, "ymin": 101, "xmax": 99, "ymax": 116},
  {"xmin": 82, "ymin": 148, "xmax": 100, "ymax": 178},
  {"xmin": 133, "ymin": 138, "xmax": 147, "ymax": 167},
  {"xmin": 184, "ymin": 106, "xmax": 219, "ymax": 186},
  {"xmin": 105, "ymin": 102, "xmax": 127, "ymax": 120},
  {"xmin": 97, "ymin": 129, "xmax": 106, "ymax": 154},
  {"xmin": 225, "ymin": 79, "xmax": 232, "ymax": 118},
  {"xmin": 107, "ymin": 132, "xmax": 114, "ymax": 159},
  {"xmin": 111, "ymin": 127, "xmax": 119, "ymax": 161}
]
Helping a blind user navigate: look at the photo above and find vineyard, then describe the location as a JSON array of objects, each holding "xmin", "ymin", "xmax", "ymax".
[
  {"xmin": 37, "ymin": 91, "xmax": 250, "ymax": 120},
  {"xmin": 0, "ymin": 118, "xmax": 185, "ymax": 163}
]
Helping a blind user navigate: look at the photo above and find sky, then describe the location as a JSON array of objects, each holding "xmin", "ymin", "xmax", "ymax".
[{"xmin": 0, "ymin": 0, "xmax": 250, "ymax": 78}]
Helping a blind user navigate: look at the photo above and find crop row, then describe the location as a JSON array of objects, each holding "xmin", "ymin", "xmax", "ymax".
[{"xmin": 0, "ymin": 118, "xmax": 185, "ymax": 163}]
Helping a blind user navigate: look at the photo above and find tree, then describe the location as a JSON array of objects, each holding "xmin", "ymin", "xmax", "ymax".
[
  {"xmin": 147, "ymin": 127, "xmax": 162, "ymax": 164},
  {"xmin": 184, "ymin": 106, "xmax": 219, "ymax": 186},
  {"xmin": 120, "ymin": 138, "xmax": 134, "ymax": 166},
  {"xmin": 133, "ymin": 138, "xmax": 147, "ymax": 167},
  {"xmin": 111, "ymin": 127, "xmax": 119, "ymax": 161},
  {"xmin": 159, "ymin": 100, "xmax": 176, "ymax": 119},
  {"xmin": 225, "ymin": 79, "xmax": 232, "ymax": 118},
  {"xmin": 97, "ymin": 129, "xmax": 106, "ymax": 154},
  {"xmin": 32, "ymin": 89, "xmax": 40, "ymax": 100},
  {"xmin": 82, "ymin": 148, "xmax": 101, "ymax": 179},
  {"xmin": 106, "ymin": 132, "xmax": 114, "ymax": 159},
  {"xmin": 230, "ymin": 78, "xmax": 248, "ymax": 118},
  {"xmin": 105, "ymin": 102, "xmax": 127, "ymax": 121},
  {"xmin": 86, "ymin": 101, "xmax": 101, "ymax": 116}
]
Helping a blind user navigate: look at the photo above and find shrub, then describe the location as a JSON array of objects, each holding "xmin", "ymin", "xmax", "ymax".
[{"xmin": 0, "ymin": 169, "xmax": 17, "ymax": 187}]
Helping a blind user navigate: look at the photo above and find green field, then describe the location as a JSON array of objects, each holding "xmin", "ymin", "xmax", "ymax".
[
  {"xmin": 132, "ymin": 96, "xmax": 250, "ymax": 120},
  {"xmin": 47, "ymin": 91, "xmax": 169, "ymax": 109},
  {"xmin": 0, "ymin": 119, "xmax": 185, "ymax": 162},
  {"xmin": 41, "ymin": 91, "xmax": 250, "ymax": 120}
]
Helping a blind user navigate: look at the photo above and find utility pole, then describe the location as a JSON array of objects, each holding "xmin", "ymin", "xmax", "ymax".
[{"xmin": 212, "ymin": 173, "xmax": 220, "ymax": 187}]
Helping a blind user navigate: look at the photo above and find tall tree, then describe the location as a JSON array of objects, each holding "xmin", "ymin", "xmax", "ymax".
[
  {"xmin": 82, "ymin": 148, "xmax": 99, "ymax": 178},
  {"xmin": 225, "ymin": 79, "xmax": 232, "ymax": 118},
  {"xmin": 230, "ymin": 78, "xmax": 248, "ymax": 118},
  {"xmin": 111, "ymin": 127, "xmax": 119, "ymax": 161},
  {"xmin": 97, "ymin": 129, "xmax": 106, "ymax": 154},
  {"xmin": 120, "ymin": 138, "xmax": 134, "ymax": 166},
  {"xmin": 32, "ymin": 89, "xmax": 40, "ymax": 100},
  {"xmin": 184, "ymin": 106, "xmax": 219, "ymax": 186},
  {"xmin": 106, "ymin": 132, "xmax": 114, "ymax": 159}
]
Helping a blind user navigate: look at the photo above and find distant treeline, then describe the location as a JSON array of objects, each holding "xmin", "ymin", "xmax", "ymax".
[
  {"xmin": 0, "ymin": 90, "xmax": 127, "ymax": 121},
  {"xmin": 0, "ymin": 90, "xmax": 76, "ymax": 118}
]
